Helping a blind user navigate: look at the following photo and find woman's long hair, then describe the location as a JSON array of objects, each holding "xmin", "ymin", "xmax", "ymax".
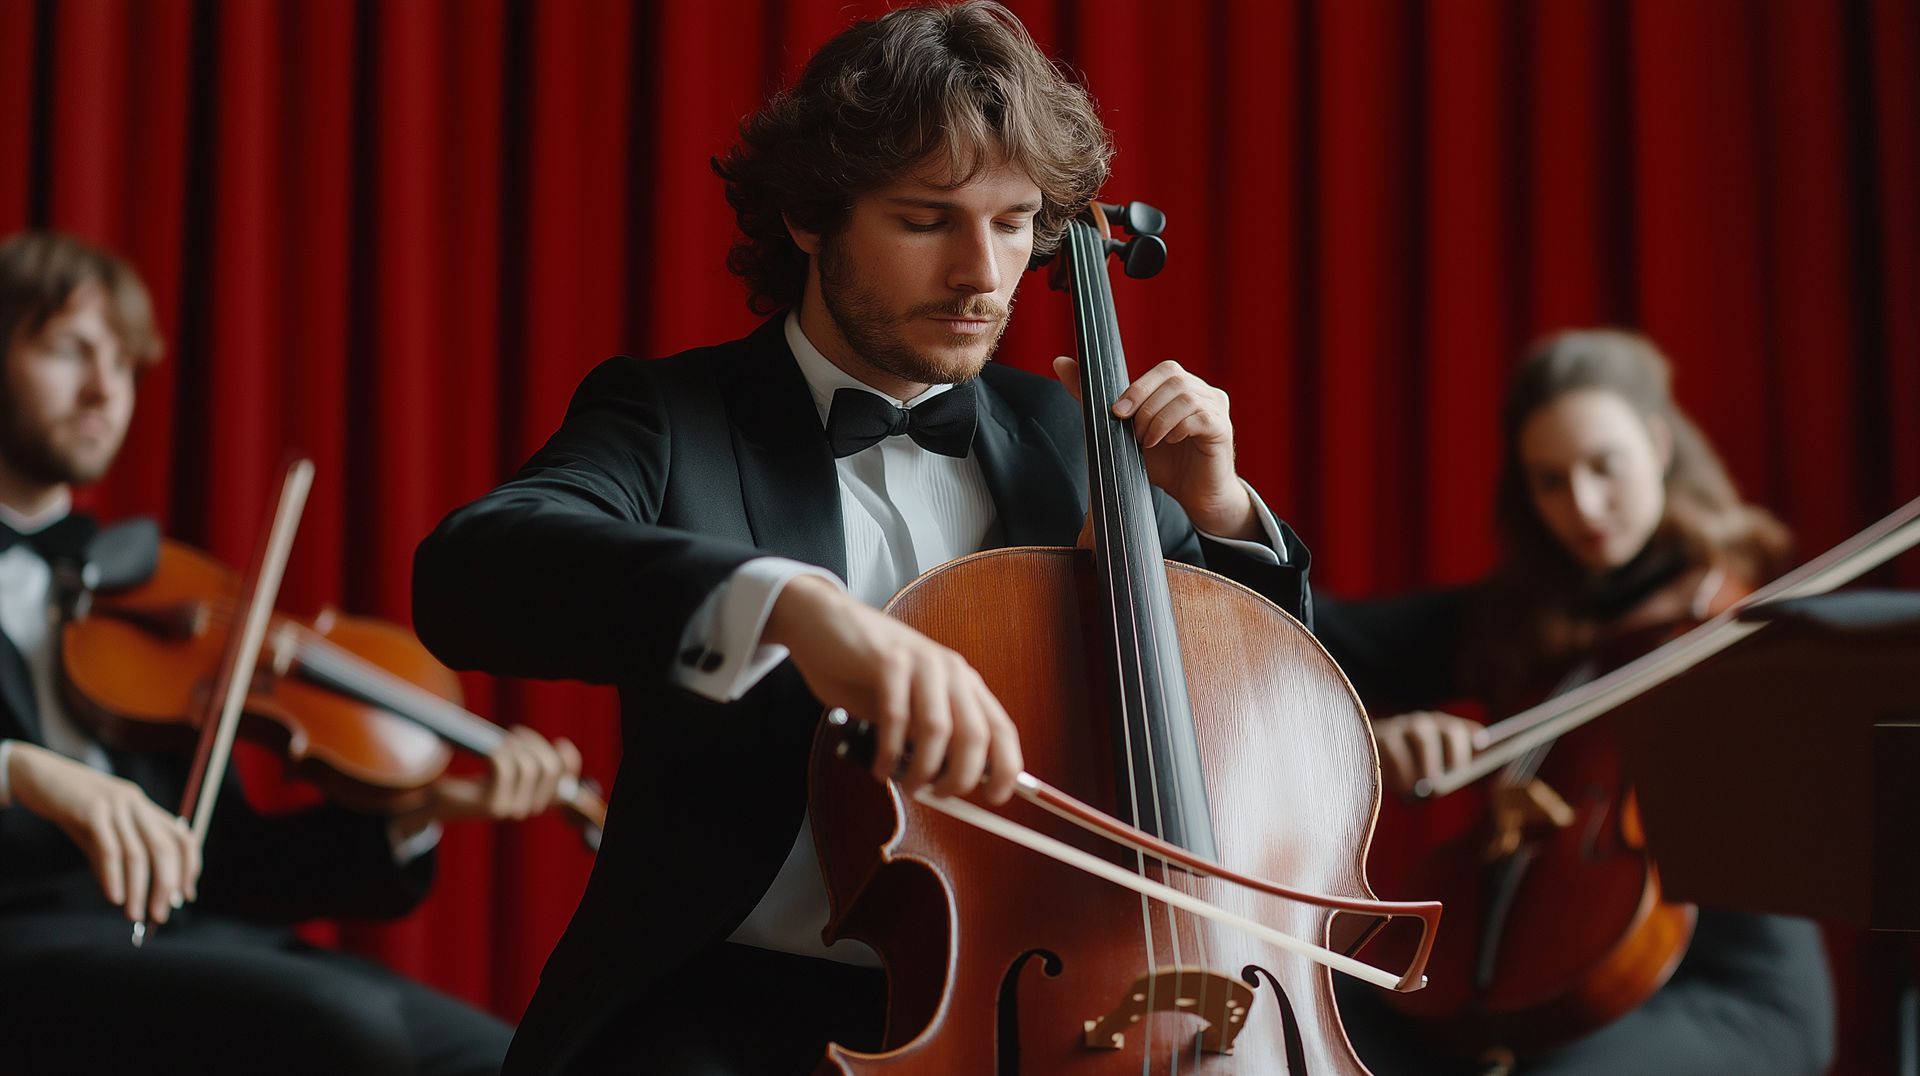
[{"xmin": 1459, "ymin": 329, "xmax": 1792, "ymax": 706}]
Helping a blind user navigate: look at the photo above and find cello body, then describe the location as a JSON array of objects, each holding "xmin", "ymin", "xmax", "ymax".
[
  {"xmin": 1369, "ymin": 718, "xmax": 1695, "ymax": 1057},
  {"xmin": 1369, "ymin": 564, "xmax": 1748, "ymax": 1059},
  {"xmin": 810, "ymin": 551, "xmax": 1386, "ymax": 1073}
]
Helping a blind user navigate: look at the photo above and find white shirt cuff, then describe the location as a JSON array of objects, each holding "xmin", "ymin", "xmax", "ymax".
[
  {"xmin": 1193, "ymin": 478, "xmax": 1289, "ymax": 565},
  {"xmin": 672, "ymin": 557, "xmax": 844, "ymax": 703},
  {"xmin": 387, "ymin": 818, "xmax": 443, "ymax": 865},
  {"xmin": 0, "ymin": 739, "xmax": 14, "ymax": 808}
]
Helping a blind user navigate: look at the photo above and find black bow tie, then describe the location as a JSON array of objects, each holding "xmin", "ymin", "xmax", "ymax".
[
  {"xmin": 0, "ymin": 512, "xmax": 98, "ymax": 565},
  {"xmin": 825, "ymin": 384, "xmax": 977, "ymax": 459}
]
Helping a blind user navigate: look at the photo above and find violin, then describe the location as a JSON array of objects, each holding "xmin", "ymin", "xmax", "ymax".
[
  {"xmin": 1366, "ymin": 561, "xmax": 1746, "ymax": 1060},
  {"xmin": 54, "ymin": 531, "xmax": 606, "ymax": 846},
  {"xmin": 807, "ymin": 201, "xmax": 1439, "ymax": 1073}
]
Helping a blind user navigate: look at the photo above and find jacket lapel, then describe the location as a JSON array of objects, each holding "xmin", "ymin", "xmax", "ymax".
[
  {"xmin": 0, "ymin": 630, "xmax": 38, "ymax": 743},
  {"xmin": 973, "ymin": 375, "xmax": 1086, "ymax": 548},
  {"xmin": 719, "ymin": 319, "xmax": 850, "ymax": 580}
]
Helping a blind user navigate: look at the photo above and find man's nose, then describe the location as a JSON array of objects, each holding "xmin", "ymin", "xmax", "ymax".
[
  {"xmin": 77, "ymin": 352, "xmax": 119, "ymax": 404},
  {"xmin": 946, "ymin": 221, "xmax": 1002, "ymax": 294}
]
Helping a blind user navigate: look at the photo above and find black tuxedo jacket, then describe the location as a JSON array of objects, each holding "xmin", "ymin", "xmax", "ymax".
[
  {"xmin": 0, "ymin": 543, "xmax": 433, "ymax": 925},
  {"xmin": 412, "ymin": 317, "xmax": 1314, "ymax": 1069}
]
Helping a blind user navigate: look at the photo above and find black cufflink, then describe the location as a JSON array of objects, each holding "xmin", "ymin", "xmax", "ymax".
[{"xmin": 679, "ymin": 646, "xmax": 725, "ymax": 672}]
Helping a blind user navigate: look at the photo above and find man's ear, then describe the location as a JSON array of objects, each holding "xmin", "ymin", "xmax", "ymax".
[{"xmin": 784, "ymin": 214, "xmax": 821, "ymax": 256}]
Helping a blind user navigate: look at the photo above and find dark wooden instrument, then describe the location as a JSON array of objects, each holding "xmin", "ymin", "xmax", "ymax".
[
  {"xmin": 57, "ymin": 535, "xmax": 606, "ymax": 844},
  {"xmin": 807, "ymin": 201, "xmax": 1437, "ymax": 1073},
  {"xmin": 1370, "ymin": 564, "xmax": 1748, "ymax": 1059}
]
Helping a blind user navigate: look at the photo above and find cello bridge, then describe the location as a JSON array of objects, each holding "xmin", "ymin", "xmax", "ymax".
[{"xmin": 1082, "ymin": 968, "xmax": 1253, "ymax": 1055}]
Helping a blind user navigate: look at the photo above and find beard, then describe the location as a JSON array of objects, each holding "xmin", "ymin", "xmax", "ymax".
[
  {"xmin": 0, "ymin": 398, "xmax": 119, "ymax": 487},
  {"xmin": 817, "ymin": 236, "xmax": 1013, "ymax": 387}
]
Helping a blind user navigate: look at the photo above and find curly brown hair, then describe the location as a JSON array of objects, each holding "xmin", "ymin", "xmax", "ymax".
[
  {"xmin": 713, "ymin": 1, "xmax": 1112, "ymax": 314},
  {"xmin": 0, "ymin": 230, "xmax": 163, "ymax": 367}
]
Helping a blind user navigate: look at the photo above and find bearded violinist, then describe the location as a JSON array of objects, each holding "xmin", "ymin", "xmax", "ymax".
[
  {"xmin": 1316, "ymin": 329, "xmax": 1835, "ymax": 1075},
  {"xmin": 411, "ymin": 4, "xmax": 1317, "ymax": 1072},
  {"xmin": 0, "ymin": 229, "xmax": 584, "ymax": 1075}
]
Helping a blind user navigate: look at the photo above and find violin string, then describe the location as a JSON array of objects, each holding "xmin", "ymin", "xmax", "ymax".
[
  {"xmin": 189, "ymin": 597, "xmax": 505, "ymax": 754},
  {"xmin": 1070, "ymin": 220, "xmax": 1166, "ymax": 1063}
]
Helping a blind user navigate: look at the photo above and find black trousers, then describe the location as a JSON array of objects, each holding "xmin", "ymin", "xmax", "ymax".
[
  {"xmin": 1336, "ymin": 911, "xmax": 1835, "ymax": 1076},
  {"xmin": 0, "ymin": 907, "xmax": 510, "ymax": 1076},
  {"xmin": 546, "ymin": 942, "xmax": 888, "ymax": 1075}
]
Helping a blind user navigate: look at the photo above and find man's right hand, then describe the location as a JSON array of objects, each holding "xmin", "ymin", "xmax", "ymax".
[
  {"xmin": 764, "ymin": 574, "xmax": 1024, "ymax": 806},
  {"xmin": 5, "ymin": 741, "xmax": 200, "ymax": 925}
]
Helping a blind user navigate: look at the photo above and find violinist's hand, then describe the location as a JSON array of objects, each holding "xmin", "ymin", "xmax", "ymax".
[
  {"xmin": 766, "ymin": 574, "xmax": 1024, "ymax": 806},
  {"xmin": 1372, "ymin": 711, "xmax": 1481, "ymax": 798},
  {"xmin": 5, "ymin": 741, "xmax": 200, "ymax": 925},
  {"xmin": 1053, "ymin": 356, "xmax": 1258, "ymax": 541},
  {"xmin": 408, "ymin": 725, "xmax": 584, "ymax": 824}
]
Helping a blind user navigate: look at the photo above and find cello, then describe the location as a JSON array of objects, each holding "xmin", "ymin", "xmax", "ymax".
[
  {"xmin": 1373, "ymin": 493, "xmax": 1920, "ymax": 1061},
  {"xmin": 1365, "ymin": 560, "xmax": 1746, "ymax": 1060},
  {"xmin": 807, "ymin": 201, "xmax": 1440, "ymax": 1073}
]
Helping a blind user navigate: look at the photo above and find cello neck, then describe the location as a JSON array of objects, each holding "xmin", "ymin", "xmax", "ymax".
[{"xmin": 1061, "ymin": 211, "xmax": 1217, "ymax": 859}]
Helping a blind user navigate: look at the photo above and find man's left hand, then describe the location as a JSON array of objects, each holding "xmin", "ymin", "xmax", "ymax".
[
  {"xmin": 1053, "ymin": 356, "xmax": 1257, "ymax": 540},
  {"xmin": 401, "ymin": 725, "xmax": 584, "ymax": 826}
]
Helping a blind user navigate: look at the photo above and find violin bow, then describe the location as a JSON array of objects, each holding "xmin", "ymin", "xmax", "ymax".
[
  {"xmin": 1419, "ymin": 492, "xmax": 1920, "ymax": 799},
  {"xmin": 150, "ymin": 458, "xmax": 315, "ymax": 946}
]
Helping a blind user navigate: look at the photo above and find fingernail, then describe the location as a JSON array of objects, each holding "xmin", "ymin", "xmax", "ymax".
[
  {"xmin": 1113, "ymin": 399, "xmax": 1134, "ymax": 417},
  {"xmin": 171, "ymin": 891, "xmax": 184, "ymax": 910}
]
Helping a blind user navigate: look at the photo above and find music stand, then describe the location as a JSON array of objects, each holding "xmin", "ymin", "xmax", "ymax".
[{"xmin": 1607, "ymin": 592, "xmax": 1920, "ymax": 930}]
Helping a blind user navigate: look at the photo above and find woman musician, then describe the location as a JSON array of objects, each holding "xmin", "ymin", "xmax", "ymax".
[{"xmin": 1316, "ymin": 329, "xmax": 1835, "ymax": 1075}]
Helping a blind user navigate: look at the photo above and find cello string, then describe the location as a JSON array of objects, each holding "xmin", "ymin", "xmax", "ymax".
[
  {"xmin": 1069, "ymin": 218, "xmax": 1167, "ymax": 1063},
  {"xmin": 1086, "ymin": 221, "xmax": 1212, "ymax": 1066},
  {"xmin": 1068, "ymin": 221, "xmax": 1163, "ymax": 1058},
  {"xmin": 1092, "ymin": 218, "xmax": 1216, "ymax": 1066},
  {"xmin": 1076, "ymin": 216, "xmax": 1211, "ymax": 1066}
]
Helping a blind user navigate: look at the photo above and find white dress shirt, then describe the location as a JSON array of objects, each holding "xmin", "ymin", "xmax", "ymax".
[
  {"xmin": 671, "ymin": 312, "xmax": 1294, "ymax": 964},
  {"xmin": 0, "ymin": 492, "xmax": 113, "ymax": 805}
]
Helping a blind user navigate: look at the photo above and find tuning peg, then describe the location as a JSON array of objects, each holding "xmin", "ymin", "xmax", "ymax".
[
  {"xmin": 1099, "ymin": 201, "xmax": 1167, "ymax": 238},
  {"xmin": 1104, "ymin": 234, "xmax": 1167, "ymax": 279}
]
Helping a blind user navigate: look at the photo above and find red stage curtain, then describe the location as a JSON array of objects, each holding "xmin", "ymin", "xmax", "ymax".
[{"xmin": 3, "ymin": 1, "xmax": 1913, "ymax": 1068}]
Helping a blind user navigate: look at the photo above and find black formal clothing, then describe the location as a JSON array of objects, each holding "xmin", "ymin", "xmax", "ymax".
[
  {"xmin": 412, "ymin": 317, "xmax": 1315, "ymax": 1073},
  {"xmin": 1313, "ymin": 589, "xmax": 1835, "ymax": 1076},
  {"xmin": 0, "ymin": 524, "xmax": 510, "ymax": 1075}
]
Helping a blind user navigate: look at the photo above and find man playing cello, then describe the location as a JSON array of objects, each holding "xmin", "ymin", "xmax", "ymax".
[{"xmin": 413, "ymin": 2, "xmax": 1316, "ymax": 1071}]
